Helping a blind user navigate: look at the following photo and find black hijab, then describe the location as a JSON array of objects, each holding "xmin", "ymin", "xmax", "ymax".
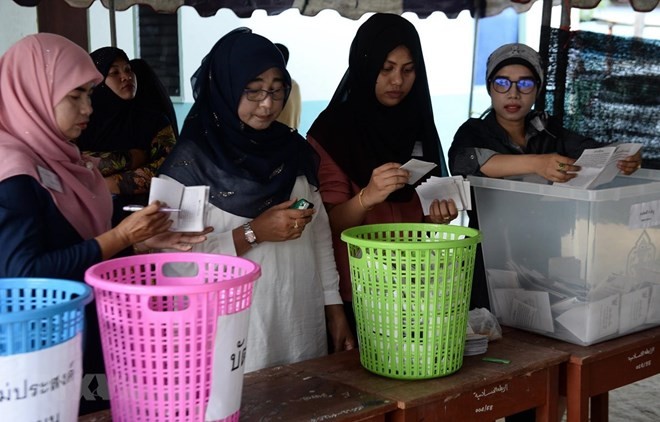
[
  {"xmin": 308, "ymin": 13, "xmax": 447, "ymax": 202},
  {"xmin": 159, "ymin": 28, "xmax": 319, "ymax": 218},
  {"xmin": 130, "ymin": 58, "xmax": 179, "ymax": 138},
  {"xmin": 77, "ymin": 47, "xmax": 168, "ymax": 152}
]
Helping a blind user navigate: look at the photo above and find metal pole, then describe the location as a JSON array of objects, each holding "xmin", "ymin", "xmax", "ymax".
[
  {"xmin": 535, "ymin": 0, "xmax": 554, "ymax": 111},
  {"xmin": 468, "ymin": 11, "xmax": 480, "ymax": 119},
  {"xmin": 109, "ymin": 0, "xmax": 117, "ymax": 47},
  {"xmin": 551, "ymin": 0, "xmax": 571, "ymax": 120}
]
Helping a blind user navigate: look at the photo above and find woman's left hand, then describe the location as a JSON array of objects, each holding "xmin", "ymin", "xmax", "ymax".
[
  {"xmin": 325, "ymin": 304, "xmax": 357, "ymax": 353},
  {"xmin": 618, "ymin": 151, "xmax": 643, "ymax": 175},
  {"xmin": 426, "ymin": 198, "xmax": 458, "ymax": 224},
  {"xmin": 251, "ymin": 199, "xmax": 315, "ymax": 243},
  {"xmin": 142, "ymin": 226, "xmax": 214, "ymax": 251}
]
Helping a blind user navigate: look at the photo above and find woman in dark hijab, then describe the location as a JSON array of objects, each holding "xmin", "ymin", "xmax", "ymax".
[
  {"xmin": 77, "ymin": 47, "xmax": 177, "ymax": 226},
  {"xmin": 307, "ymin": 13, "xmax": 457, "ymax": 333},
  {"xmin": 159, "ymin": 28, "xmax": 355, "ymax": 372}
]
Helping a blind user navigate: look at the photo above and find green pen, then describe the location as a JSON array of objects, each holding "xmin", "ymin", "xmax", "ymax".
[{"xmin": 482, "ymin": 357, "xmax": 511, "ymax": 364}]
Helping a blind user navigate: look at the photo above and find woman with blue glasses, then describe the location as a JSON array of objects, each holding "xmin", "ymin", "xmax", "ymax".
[
  {"xmin": 450, "ymin": 43, "xmax": 642, "ymax": 185},
  {"xmin": 449, "ymin": 43, "xmax": 643, "ymax": 307},
  {"xmin": 449, "ymin": 42, "xmax": 643, "ymax": 422}
]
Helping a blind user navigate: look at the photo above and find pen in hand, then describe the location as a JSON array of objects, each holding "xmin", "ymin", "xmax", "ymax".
[{"xmin": 123, "ymin": 205, "xmax": 181, "ymax": 212}]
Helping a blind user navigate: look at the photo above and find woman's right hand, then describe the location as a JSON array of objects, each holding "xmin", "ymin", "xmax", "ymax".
[
  {"xmin": 114, "ymin": 201, "xmax": 173, "ymax": 245},
  {"xmin": 96, "ymin": 201, "xmax": 174, "ymax": 259},
  {"xmin": 360, "ymin": 163, "xmax": 411, "ymax": 209},
  {"xmin": 537, "ymin": 153, "xmax": 579, "ymax": 183}
]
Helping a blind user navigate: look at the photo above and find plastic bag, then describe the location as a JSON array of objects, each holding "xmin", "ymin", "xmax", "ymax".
[{"xmin": 468, "ymin": 307, "xmax": 502, "ymax": 341}]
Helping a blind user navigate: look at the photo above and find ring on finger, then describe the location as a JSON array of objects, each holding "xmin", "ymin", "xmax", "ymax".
[
  {"xmin": 557, "ymin": 162, "xmax": 566, "ymax": 172},
  {"xmin": 294, "ymin": 219, "xmax": 298, "ymax": 229}
]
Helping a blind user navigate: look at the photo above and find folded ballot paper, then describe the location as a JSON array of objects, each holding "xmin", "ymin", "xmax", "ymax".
[
  {"xmin": 400, "ymin": 159, "xmax": 471, "ymax": 213},
  {"xmin": 416, "ymin": 175, "xmax": 472, "ymax": 213},
  {"xmin": 148, "ymin": 176, "xmax": 209, "ymax": 232}
]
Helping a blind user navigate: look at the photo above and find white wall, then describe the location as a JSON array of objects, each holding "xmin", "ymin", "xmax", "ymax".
[
  {"xmin": 88, "ymin": 2, "xmax": 136, "ymax": 57},
  {"xmin": 0, "ymin": 2, "xmax": 38, "ymax": 53}
]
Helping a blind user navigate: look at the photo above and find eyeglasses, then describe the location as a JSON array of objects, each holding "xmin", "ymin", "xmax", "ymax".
[
  {"xmin": 243, "ymin": 87, "xmax": 290, "ymax": 102},
  {"xmin": 491, "ymin": 77, "xmax": 537, "ymax": 94}
]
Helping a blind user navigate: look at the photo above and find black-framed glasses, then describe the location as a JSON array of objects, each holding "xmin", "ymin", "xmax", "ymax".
[
  {"xmin": 491, "ymin": 77, "xmax": 537, "ymax": 94},
  {"xmin": 243, "ymin": 87, "xmax": 290, "ymax": 102}
]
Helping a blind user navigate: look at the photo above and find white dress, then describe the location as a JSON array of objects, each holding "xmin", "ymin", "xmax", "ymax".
[{"xmin": 189, "ymin": 176, "xmax": 342, "ymax": 372}]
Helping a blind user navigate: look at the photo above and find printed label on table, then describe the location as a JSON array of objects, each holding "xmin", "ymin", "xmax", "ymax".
[
  {"xmin": 0, "ymin": 334, "xmax": 82, "ymax": 421},
  {"xmin": 205, "ymin": 309, "xmax": 251, "ymax": 421}
]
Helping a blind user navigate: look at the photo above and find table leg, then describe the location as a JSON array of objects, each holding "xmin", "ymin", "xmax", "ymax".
[
  {"xmin": 536, "ymin": 366, "xmax": 559, "ymax": 422},
  {"xmin": 590, "ymin": 393, "xmax": 609, "ymax": 422},
  {"xmin": 565, "ymin": 363, "xmax": 589, "ymax": 422}
]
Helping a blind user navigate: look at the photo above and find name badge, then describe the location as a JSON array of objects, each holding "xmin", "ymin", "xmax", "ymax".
[{"xmin": 37, "ymin": 165, "xmax": 63, "ymax": 193}]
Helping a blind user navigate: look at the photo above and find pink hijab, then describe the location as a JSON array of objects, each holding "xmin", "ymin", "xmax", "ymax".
[{"xmin": 0, "ymin": 33, "xmax": 112, "ymax": 239}]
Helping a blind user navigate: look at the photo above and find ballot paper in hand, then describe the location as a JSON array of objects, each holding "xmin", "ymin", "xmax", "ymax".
[
  {"xmin": 149, "ymin": 176, "xmax": 209, "ymax": 232},
  {"xmin": 415, "ymin": 175, "xmax": 471, "ymax": 213},
  {"xmin": 400, "ymin": 159, "xmax": 437, "ymax": 185},
  {"xmin": 559, "ymin": 143, "xmax": 642, "ymax": 189}
]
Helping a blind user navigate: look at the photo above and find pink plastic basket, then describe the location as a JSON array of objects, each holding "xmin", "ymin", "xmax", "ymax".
[{"xmin": 84, "ymin": 253, "xmax": 260, "ymax": 422}]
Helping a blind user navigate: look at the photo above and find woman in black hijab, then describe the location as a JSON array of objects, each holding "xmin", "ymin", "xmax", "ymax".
[
  {"xmin": 307, "ymin": 13, "xmax": 457, "ymax": 333},
  {"xmin": 159, "ymin": 28, "xmax": 355, "ymax": 372},
  {"xmin": 77, "ymin": 47, "xmax": 177, "ymax": 227}
]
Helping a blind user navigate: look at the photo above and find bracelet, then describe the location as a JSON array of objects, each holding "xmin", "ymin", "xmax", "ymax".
[{"xmin": 358, "ymin": 188, "xmax": 373, "ymax": 211}]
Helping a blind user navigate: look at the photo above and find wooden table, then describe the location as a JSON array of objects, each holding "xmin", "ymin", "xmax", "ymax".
[
  {"xmin": 300, "ymin": 337, "xmax": 569, "ymax": 422},
  {"xmin": 78, "ymin": 364, "xmax": 396, "ymax": 422},
  {"xmin": 238, "ymin": 364, "xmax": 397, "ymax": 421},
  {"xmin": 503, "ymin": 325, "xmax": 660, "ymax": 422},
  {"xmin": 80, "ymin": 335, "xmax": 569, "ymax": 422}
]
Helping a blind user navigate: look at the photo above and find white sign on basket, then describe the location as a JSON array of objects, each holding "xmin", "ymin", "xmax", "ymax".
[
  {"xmin": 205, "ymin": 309, "xmax": 251, "ymax": 421},
  {"xmin": 0, "ymin": 333, "xmax": 83, "ymax": 421}
]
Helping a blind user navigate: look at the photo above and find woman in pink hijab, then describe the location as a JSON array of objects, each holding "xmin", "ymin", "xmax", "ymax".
[{"xmin": 0, "ymin": 33, "xmax": 209, "ymax": 414}]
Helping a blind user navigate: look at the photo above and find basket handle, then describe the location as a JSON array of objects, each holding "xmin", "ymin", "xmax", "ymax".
[{"xmin": 137, "ymin": 291, "xmax": 203, "ymax": 322}]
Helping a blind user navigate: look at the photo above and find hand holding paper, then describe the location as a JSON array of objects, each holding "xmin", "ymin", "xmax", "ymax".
[
  {"xmin": 400, "ymin": 159, "xmax": 437, "ymax": 185},
  {"xmin": 416, "ymin": 175, "xmax": 472, "ymax": 213},
  {"xmin": 397, "ymin": 159, "xmax": 471, "ymax": 214},
  {"xmin": 560, "ymin": 143, "xmax": 642, "ymax": 189},
  {"xmin": 148, "ymin": 176, "xmax": 209, "ymax": 232}
]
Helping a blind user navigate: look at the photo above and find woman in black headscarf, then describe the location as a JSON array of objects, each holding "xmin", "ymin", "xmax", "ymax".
[
  {"xmin": 159, "ymin": 28, "xmax": 355, "ymax": 372},
  {"xmin": 77, "ymin": 47, "xmax": 177, "ymax": 227},
  {"xmin": 307, "ymin": 13, "xmax": 457, "ymax": 333}
]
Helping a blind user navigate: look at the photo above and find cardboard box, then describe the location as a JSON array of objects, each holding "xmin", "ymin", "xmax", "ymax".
[{"xmin": 470, "ymin": 169, "xmax": 660, "ymax": 345}]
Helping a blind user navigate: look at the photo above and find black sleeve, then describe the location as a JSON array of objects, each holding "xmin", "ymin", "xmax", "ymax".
[
  {"xmin": 0, "ymin": 175, "xmax": 102, "ymax": 280},
  {"xmin": 547, "ymin": 115, "xmax": 602, "ymax": 159}
]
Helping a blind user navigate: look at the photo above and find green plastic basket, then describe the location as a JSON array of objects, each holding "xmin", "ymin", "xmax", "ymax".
[{"xmin": 341, "ymin": 223, "xmax": 481, "ymax": 380}]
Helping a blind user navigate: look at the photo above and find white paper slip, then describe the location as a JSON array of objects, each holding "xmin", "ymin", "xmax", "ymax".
[
  {"xmin": 415, "ymin": 175, "xmax": 471, "ymax": 213},
  {"xmin": 400, "ymin": 158, "xmax": 437, "ymax": 185},
  {"xmin": 560, "ymin": 142, "xmax": 642, "ymax": 190},
  {"xmin": 149, "ymin": 176, "xmax": 209, "ymax": 232}
]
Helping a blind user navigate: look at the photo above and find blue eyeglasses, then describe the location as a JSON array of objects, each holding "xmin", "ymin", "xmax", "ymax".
[
  {"xmin": 491, "ymin": 77, "xmax": 537, "ymax": 94},
  {"xmin": 243, "ymin": 87, "xmax": 290, "ymax": 102}
]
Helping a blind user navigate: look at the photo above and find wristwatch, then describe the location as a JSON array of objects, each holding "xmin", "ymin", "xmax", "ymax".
[{"xmin": 243, "ymin": 222, "xmax": 257, "ymax": 247}]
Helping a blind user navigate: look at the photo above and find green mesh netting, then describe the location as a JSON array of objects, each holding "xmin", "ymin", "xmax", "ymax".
[{"xmin": 544, "ymin": 28, "xmax": 660, "ymax": 168}]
